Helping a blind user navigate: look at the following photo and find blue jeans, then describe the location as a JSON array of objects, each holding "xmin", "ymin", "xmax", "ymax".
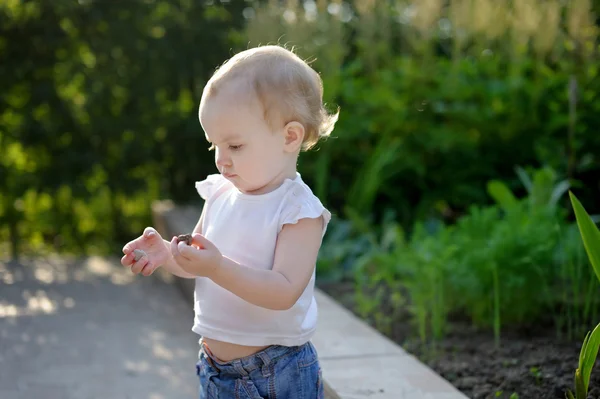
[{"xmin": 196, "ymin": 340, "xmax": 324, "ymax": 399}]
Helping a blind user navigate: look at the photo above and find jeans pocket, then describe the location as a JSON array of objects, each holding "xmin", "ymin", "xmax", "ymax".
[
  {"xmin": 295, "ymin": 345, "xmax": 322, "ymax": 399},
  {"xmin": 297, "ymin": 342, "xmax": 319, "ymax": 369}
]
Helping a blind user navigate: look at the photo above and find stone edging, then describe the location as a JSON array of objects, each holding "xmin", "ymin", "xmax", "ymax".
[{"xmin": 151, "ymin": 200, "xmax": 468, "ymax": 399}]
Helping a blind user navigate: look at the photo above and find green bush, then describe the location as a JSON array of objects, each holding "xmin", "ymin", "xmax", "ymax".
[
  {"xmin": 247, "ymin": 0, "xmax": 600, "ymax": 229},
  {"xmin": 319, "ymin": 166, "xmax": 599, "ymax": 343},
  {"xmin": 367, "ymin": 196, "xmax": 568, "ymax": 343},
  {"xmin": 2, "ymin": 0, "xmax": 600, "ymax": 263},
  {"xmin": 0, "ymin": 1, "xmax": 248, "ymax": 256}
]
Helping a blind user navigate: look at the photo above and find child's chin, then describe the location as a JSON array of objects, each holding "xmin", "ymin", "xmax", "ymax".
[
  {"xmin": 236, "ymin": 183, "xmax": 261, "ymax": 194},
  {"xmin": 231, "ymin": 180, "xmax": 250, "ymax": 192}
]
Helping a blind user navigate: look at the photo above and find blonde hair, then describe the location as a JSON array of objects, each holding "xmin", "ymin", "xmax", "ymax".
[{"xmin": 202, "ymin": 45, "xmax": 339, "ymax": 151}]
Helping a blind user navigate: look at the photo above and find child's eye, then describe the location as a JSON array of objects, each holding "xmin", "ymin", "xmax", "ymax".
[{"xmin": 229, "ymin": 144, "xmax": 243, "ymax": 151}]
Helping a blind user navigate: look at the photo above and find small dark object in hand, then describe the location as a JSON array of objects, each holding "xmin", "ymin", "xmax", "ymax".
[{"xmin": 177, "ymin": 234, "xmax": 193, "ymax": 246}]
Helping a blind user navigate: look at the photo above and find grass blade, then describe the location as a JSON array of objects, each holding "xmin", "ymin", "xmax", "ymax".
[
  {"xmin": 582, "ymin": 322, "xmax": 600, "ymax": 393},
  {"xmin": 575, "ymin": 368, "xmax": 586, "ymax": 399},
  {"xmin": 569, "ymin": 191, "xmax": 600, "ymax": 283},
  {"xmin": 579, "ymin": 331, "xmax": 590, "ymax": 373},
  {"xmin": 515, "ymin": 165, "xmax": 533, "ymax": 193},
  {"xmin": 346, "ymin": 137, "xmax": 402, "ymax": 213},
  {"xmin": 487, "ymin": 180, "xmax": 518, "ymax": 210}
]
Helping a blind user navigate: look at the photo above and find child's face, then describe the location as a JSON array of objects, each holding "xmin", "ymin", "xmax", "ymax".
[{"xmin": 199, "ymin": 84, "xmax": 294, "ymax": 195}]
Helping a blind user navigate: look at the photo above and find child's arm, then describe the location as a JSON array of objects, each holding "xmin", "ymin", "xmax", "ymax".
[
  {"xmin": 171, "ymin": 217, "xmax": 324, "ymax": 311},
  {"xmin": 215, "ymin": 217, "xmax": 323, "ymax": 310}
]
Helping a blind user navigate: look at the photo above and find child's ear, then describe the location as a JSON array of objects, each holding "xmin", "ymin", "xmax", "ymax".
[{"xmin": 283, "ymin": 121, "xmax": 305, "ymax": 152}]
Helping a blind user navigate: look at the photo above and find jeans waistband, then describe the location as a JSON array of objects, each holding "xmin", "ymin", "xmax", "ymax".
[{"xmin": 199, "ymin": 339, "xmax": 308, "ymax": 377}]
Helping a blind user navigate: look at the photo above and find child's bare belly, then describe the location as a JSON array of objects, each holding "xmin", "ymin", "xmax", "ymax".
[{"xmin": 203, "ymin": 337, "xmax": 270, "ymax": 362}]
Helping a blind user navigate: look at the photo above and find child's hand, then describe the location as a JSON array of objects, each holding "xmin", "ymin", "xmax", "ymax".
[
  {"xmin": 169, "ymin": 233, "xmax": 222, "ymax": 277},
  {"xmin": 121, "ymin": 227, "xmax": 170, "ymax": 276}
]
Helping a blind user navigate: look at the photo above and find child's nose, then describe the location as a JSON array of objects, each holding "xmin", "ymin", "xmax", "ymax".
[{"xmin": 215, "ymin": 149, "xmax": 231, "ymax": 167}]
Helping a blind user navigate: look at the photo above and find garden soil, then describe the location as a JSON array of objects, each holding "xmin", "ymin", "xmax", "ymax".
[{"xmin": 319, "ymin": 282, "xmax": 600, "ymax": 399}]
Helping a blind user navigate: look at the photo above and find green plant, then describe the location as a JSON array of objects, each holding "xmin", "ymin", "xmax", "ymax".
[
  {"xmin": 488, "ymin": 166, "xmax": 600, "ymax": 340},
  {"xmin": 348, "ymin": 211, "xmax": 408, "ymax": 335},
  {"xmin": 5, "ymin": 0, "xmax": 600, "ymax": 257},
  {"xmin": 565, "ymin": 192, "xmax": 600, "ymax": 399},
  {"xmin": 316, "ymin": 216, "xmax": 369, "ymax": 281},
  {"xmin": 244, "ymin": 0, "xmax": 600, "ymax": 236},
  {"xmin": 555, "ymin": 223, "xmax": 599, "ymax": 341},
  {"xmin": 347, "ymin": 166, "xmax": 592, "ymax": 346},
  {"xmin": 396, "ymin": 222, "xmax": 456, "ymax": 344},
  {"xmin": 493, "ymin": 393, "xmax": 520, "ymax": 399},
  {"xmin": 529, "ymin": 366, "xmax": 542, "ymax": 385},
  {"xmin": 513, "ymin": 166, "xmax": 571, "ymax": 210},
  {"xmin": 451, "ymin": 200, "xmax": 563, "ymax": 340}
]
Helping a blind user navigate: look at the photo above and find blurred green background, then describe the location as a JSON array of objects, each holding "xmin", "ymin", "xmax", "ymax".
[{"xmin": 2, "ymin": 0, "xmax": 600, "ymax": 341}]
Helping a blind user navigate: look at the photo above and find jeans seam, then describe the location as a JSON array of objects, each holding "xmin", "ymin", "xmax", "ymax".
[
  {"xmin": 268, "ymin": 362, "xmax": 277, "ymax": 399},
  {"xmin": 317, "ymin": 367, "xmax": 323, "ymax": 399},
  {"xmin": 235, "ymin": 378, "xmax": 242, "ymax": 399}
]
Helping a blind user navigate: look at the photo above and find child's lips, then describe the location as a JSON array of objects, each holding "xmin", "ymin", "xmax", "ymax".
[{"xmin": 223, "ymin": 173, "xmax": 237, "ymax": 179}]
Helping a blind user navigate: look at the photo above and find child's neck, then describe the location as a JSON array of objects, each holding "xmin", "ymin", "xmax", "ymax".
[{"xmin": 240, "ymin": 166, "xmax": 297, "ymax": 196}]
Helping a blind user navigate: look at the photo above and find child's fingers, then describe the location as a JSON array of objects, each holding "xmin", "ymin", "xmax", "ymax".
[
  {"xmin": 121, "ymin": 249, "xmax": 141, "ymax": 267},
  {"xmin": 131, "ymin": 254, "xmax": 149, "ymax": 274},
  {"xmin": 170, "ymin": 236, "xmax": 181, "ymax": 258},
  {"xmin": 177, "ymin": 241, "xmax": 188, "ymax": 255},
  {"xmin": 191, "ymin": 233, "xmax": 212, "ymax": 250},
  {"xmin": 143, "ymin": 227, "xmax": 157, "ymax": 240},
  {"xmin": 121, "ymin": 253, "xmax": 134, "ymax": 267},
  {"xmin": 171, "ymin": 236, "xmax": 197, "ymax": 261},
  {"xmin": 123, "ymin": 237, "xmax": 142, "ymax": 255},
  {"xmin": 122, "ymin": 242, "xmax": 133, "ymax": 255},
  {"xmin": 178, "ymin": 241, "xmax": 198, "ymax": 258},
  {"xmin": 123, "ymin": 228, "xmax": 156, "ymax": 257},
  {"xmin": 141, "ymin": 262, "xmax": 155, "ymax": 276}
]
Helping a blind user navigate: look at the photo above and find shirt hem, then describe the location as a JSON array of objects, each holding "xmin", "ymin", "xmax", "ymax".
[{"xmin": 191, "ymin": 324, "xmax": 316, "ymax": 347}]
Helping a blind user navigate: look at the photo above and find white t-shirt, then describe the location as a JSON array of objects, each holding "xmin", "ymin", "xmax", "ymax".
[{"xmin": 192, "ymin": 172, "xmax": 331, "ymax": 347}]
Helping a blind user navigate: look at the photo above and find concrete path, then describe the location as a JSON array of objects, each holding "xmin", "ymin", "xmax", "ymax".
[
  {"xmin": 0, "ymin": 246, "xmax": 469, "ymax": 399},
  {"xmin": 0, "ymin": 254, "xmax": 200, "ymax": 399}
]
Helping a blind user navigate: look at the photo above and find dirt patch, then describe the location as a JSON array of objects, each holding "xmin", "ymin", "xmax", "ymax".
[
  {"xmin": 318, "ymin": 281, "xmax": 600, "ymax": 399},
  {"xmin": 403, "ymin": 326, "xmax": 599, "ymax": 399}
]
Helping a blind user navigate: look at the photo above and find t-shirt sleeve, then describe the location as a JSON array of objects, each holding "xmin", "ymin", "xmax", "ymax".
[
  {"xmin": 195, "ymin": 174, "xmax": 227, "ymax": 201},
  {"xmin": 278, "ymin": 183, "xmax": 331, "ymax": 236}
]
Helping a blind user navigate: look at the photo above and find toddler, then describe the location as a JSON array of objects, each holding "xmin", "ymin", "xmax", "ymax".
[{"xmin": 121, "ymin": 45, "xmax": 338, "ymax": 399}]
